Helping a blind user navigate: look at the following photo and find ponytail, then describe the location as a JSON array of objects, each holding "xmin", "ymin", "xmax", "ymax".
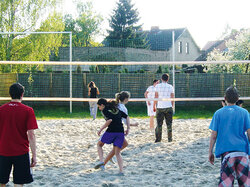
[
  {"xmin": 115, "ymin": 93, "xmax": 121, "ymax": 104},
  {"xmin": 115, "ymin": 91, "xmax": 130, "ymax": 103},
  {"xmin": 97, "ymin": 98, "xmax": 117, "ymax": 112}
]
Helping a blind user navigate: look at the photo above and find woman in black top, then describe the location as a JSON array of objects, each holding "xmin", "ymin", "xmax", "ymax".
[
  {"xmin": 95, "ymin": 98, "xmax": 130, "ymax": 175},
  {"xmin": 88, "ymin": 81, "xmax": 100, "ymax": 120}
]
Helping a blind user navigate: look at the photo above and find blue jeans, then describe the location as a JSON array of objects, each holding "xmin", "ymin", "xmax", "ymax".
[{"xmin": 89, "ymin": 101, "xmax": 97, "ymax": 119}]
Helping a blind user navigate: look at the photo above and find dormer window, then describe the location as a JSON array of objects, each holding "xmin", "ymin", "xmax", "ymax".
[{"xmin": 178, "ymin": 41, "xmax": 182, "ymax": 53}]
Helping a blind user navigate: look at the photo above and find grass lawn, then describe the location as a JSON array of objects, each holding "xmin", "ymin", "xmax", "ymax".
[{"xmin": 32, "ymin": 104, "xmax": 250, "ymax": 120}]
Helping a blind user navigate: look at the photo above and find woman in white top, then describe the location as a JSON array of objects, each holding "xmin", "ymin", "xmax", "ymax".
[
  {"xmin": 115, "ymin": 91, "xmax": 139, "ymax": 127},
  {"xmin": 144, "ymin": 80, "xmax": 159, "ymax": 129}
]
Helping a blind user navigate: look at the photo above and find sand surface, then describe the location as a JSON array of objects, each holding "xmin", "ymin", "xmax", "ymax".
[{"xmin": 8, "ymin": 118, "xmax": 223, "ymax": 187}]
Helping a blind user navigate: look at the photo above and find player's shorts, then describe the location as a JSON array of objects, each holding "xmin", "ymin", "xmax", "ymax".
[
  {"xmin": 147, "ymin": 101, "xmax": 156, "ymax": 116},
  {"xmin": 0, "ymin": 153, "xmax": 33, "ymax": 184},
  {"xmin": 219, "ymin": 152, "xmax": 249, "ymax": 186},
  {"xmin": 100, "ymin": 132, "xmax": 125, "ymax": 148}
]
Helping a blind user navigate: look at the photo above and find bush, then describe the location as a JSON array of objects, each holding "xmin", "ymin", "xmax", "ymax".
[
  {"xmin": 76, "ymin": 65, "xmax": 82, "ymax": 73},
  {"xmin": 156, "ymin": 65, "xmax": 162, "ymax": 73}
]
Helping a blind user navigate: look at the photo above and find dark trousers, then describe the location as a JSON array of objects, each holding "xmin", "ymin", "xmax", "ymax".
[{"xmin": 155, "ymin": 107, "xmax": 173, "ymax": 142}]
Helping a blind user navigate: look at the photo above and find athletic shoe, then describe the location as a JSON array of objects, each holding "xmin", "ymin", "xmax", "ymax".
[
  {"xmin": 116, "ymin": 172, "xmax": 124, "ymax": 176},
  {"xmin": 100, "ymin": 165, "xmax": 105, "ymax": 171},
  {"xmin": 94, "ymin": 162, "xmax": 104, "ymax": 169}
]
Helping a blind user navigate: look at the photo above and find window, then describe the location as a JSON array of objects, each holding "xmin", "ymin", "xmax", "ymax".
[
  {"xmin": 186, "ymin": 42, "xmax": 189, "ymax": 54},
  {"xmin": 178, "ymin": 41, "xmax": 182, "ymax": 53}
]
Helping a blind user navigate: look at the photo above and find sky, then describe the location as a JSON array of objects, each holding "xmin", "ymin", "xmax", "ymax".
[{"xmin": 62, "ymin": 0, "xmax": 250, "ymax": 49}]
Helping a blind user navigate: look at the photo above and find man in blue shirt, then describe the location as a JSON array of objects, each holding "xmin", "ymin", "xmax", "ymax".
[{"xmin": 208, "ymin": 86, "xmax": 250, "ymax": 186}]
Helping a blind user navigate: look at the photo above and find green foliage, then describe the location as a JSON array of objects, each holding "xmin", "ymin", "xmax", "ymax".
[
  {"xmin": 93, "ymin": 65, "xmax": 111, "ymax": 73},
  {"xmin": 0, "ymin": 0, "xmax": 64, "ymax": 73},
  {"xmin": 45, "ymin": 66, "xmax": 53, "ymax": 73},
  {"xmin": 89, "ymin": 65, "xmax": 97, "ymax": 73},
  {"xmin": 63, "ymin": 1, "xmax": 103, "ymax": 47},
  {"xmin": 105, "ymin": 0, "xmax": 148, "ymax": 48},
  {"xmin": 156, "ymin": 65, "xmax": 170, "ymax": 73},
  {"xmin": 76, "ymin": 65, "xmax": 82, "ymax": 73},
  {"xmin": 139, "ymin": 69, "xmax": 145, "ymax": 73},
  {"xmin": 163, "ymin": 66, "xmax": 169, "ymax": 73},
  {"xmin": 135, "ymin": 69, "xmax": 145, "ymax": 73},
  {"xmin": 0, "ymin": 0, "xmax": 56, "ymax": 33},
  {"xmin": 157, "ymin": 65, "xmax": 162, "ymax": 73},
  {"xmin": 207, "ymin": 29, "xmax": 250, "ymax": 73},
  {"xmin": 121, "ymin": 68, "xmax": 129, "ymax": 73},
  {"xmin": 0, "ymin": 0, "xmax": 57, "ymax": 60},
  {"xmin": 11, "ymin": 13, "xmax": 64, "ymax": 62}
]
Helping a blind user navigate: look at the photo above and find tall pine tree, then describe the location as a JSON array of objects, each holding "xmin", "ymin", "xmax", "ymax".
[{"xmin": 105, "ymin": 0, "xmax": 147, "ymax": 48}]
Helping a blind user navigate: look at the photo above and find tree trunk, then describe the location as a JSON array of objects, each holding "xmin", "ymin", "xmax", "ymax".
[{"xmin": 6, "ymin": 0, "xmax": 15, "ymax": 62}]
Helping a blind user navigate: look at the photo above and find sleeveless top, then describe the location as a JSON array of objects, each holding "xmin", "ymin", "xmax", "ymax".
[{"xmin": 90, "ymin": 87, "xmax": 97, "ymax": 98}]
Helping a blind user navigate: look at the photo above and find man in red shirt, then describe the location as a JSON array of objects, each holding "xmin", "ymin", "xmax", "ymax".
[{"xmin": 0, "ymin": 83, "xmax": 38, "ymax": 187}]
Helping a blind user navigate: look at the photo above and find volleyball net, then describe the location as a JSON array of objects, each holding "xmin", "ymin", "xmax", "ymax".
[{"xmin": 0, "ymin": 61, "xmax": 249, "ymax": 112}]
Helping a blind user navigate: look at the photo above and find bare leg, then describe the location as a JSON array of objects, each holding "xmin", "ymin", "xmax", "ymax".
[
  {"xmin": 114, "ymin": 146, "xmax": 123, "ymax": 173},
  {"xmin": 104, "ymin": 139, "xmax": 128, "ymax": 165},
  {"xmin": 104, "ymin": 147, "xmax": 115, "ymax": 165},
  {"xmin": 0, "ymin": 184, "xmax": 6, "ymax": 187},
  {"xmin": 130, "ymin": 122, "xmax": 139, "ymax": 127},
  {"xmin": 149, "ymin": 116, "xmax": 154, "ymax": 129},
  {"xmin": 97, "ymin": 141, "xmax": 104, "ymax": 162},
  {"xmin": 14, "ymin": 185, "xmax": 23, "ymax": 187}
]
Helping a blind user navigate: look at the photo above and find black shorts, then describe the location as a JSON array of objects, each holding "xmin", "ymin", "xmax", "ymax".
[{"xmin": 0, "ymin": 153, "xmax": 33, "ymax": 184}]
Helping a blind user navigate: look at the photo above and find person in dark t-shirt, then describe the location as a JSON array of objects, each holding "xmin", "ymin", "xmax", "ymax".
[
  {"xmin": 95, "ymin": 98, "xmax": 130, "ymax": 175},
  {"xmin": 88, "ymin": 81, "xmax": 100, "ymax": 120}
]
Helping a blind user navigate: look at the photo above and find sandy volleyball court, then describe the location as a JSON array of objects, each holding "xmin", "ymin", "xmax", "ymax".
[{"xmin": 7, "ymin": 118, "xmax": 222, "ymax": 186}]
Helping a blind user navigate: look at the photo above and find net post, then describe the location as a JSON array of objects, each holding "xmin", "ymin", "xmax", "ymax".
[
  {"xmin": 69, "ymin": 32, "xmax": 72, "ymax": 113},
  {"xmin": 172, "ymin": 30, "xmax": 175, "ymax": 113}
]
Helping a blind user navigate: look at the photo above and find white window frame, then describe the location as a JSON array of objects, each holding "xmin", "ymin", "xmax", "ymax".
[
  {"xmin": 178, "ymin": 41, "xmax": 182, "ymax": 53},
  {"xmin": 186, "ymin": 42, "xmax": 189, "ymax": 54}
]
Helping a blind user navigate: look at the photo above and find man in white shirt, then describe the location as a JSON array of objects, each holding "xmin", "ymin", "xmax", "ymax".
[
  {"xmin": 144, "ymin": 80, "xmax": 159, "ymax": 129},
  {"xmin": 153, "ymin": 74, "xmax": 174, "ymax": 142}
]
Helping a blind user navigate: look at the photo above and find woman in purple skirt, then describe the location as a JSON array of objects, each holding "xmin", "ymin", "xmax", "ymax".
[{"xmin": 95, "ymin": 98, "xmax": 130, "ymax": 175}]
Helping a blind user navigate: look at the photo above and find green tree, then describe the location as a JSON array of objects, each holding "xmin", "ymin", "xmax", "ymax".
[
  {"xmin": 207, "ymin": 29, "xmax": 250, "ymax": 73},
  {"xmin": 156, "ymin": 65, "xmax": 162, "ymax": 73},
  {"xmin": 105, "ymin": 0, "xmax": 148, "ymax": 48},
  {"xmin": 0, "ymin": 0, "xmax": 57, "ymax": 61},
  {"xmin": 0, "ymin": 1, "xmax": 66, "ymax": 74},
  {"xmin": 0, "ymin": 12, "xmax": 65, "ymax": 73},
  {"xmin": 63, "ymin": 1, "xmax": 103, "ymax": 47}
]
